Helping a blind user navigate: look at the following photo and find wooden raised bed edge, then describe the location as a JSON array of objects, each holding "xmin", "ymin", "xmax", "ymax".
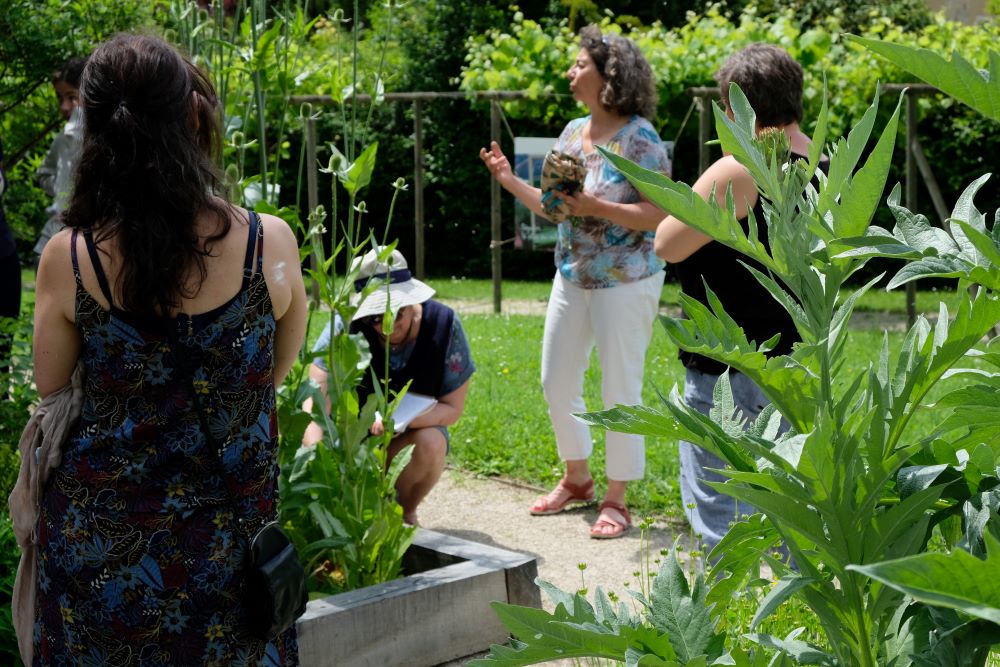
[{"xmin": 296, "ymin": 528, "xmax": 541, "ymax": 667}]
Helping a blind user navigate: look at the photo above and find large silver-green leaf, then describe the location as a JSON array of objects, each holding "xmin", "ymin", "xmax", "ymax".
[
  {"xmin": 817, "ymin": 87, "xmax": 880, "ymax": 222},
  {"xmin": 657, "ymin": 289, "xmax": 819, "ymax": 432},
  {"xmin": 648, "ymin": 549, "xmax": 726, "ymax": 664},
  {"xmin": 577, "ymin": 386, "xmax": 758, "ymax": 473},
  {"xmin": 833, "ymin": 177, "xmax": 1000, "ymax": 291},
  {"xmin": 826, "ymin": 91, "xmax": 902, "ymax": 239},
  {"xmin": 848, "ymin": 36, "xmax": 1000, "ymax": 122},
  {"xmin": 598, "ymin": 149, "xmax": 777, "ymax": 273},
  {"xmin": 848, "ymin": 535, "xmax": 1000, "ymax": 625},
  {"xmin": 935, "ymin": 383, "xmax": 1000, "ymax": 446},
  {"xmin": 885, "ymin": 293, "xmax": 1000, "ymax": 448}
]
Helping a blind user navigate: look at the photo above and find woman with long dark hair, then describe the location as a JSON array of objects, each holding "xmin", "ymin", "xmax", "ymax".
[
  {"xmin": 480, "ymin": 26, "xmax": 671, "ymax": 539},
  {"xmin": 30, "ymin": 34, "xmax": 306, "ymax": 664}
]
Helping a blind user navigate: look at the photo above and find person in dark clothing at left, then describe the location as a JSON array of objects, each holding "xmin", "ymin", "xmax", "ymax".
[
  {"xmin": 303, "ymin": 247, "xmax": 475, "ymax": 526},
  {"xmin": 0, "ymin": 137, "xmax": 21, "ymax": 386}
]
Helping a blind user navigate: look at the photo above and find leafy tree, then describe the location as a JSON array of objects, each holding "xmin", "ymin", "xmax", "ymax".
[
  {"xmin": 0, "ymin": 0, "xmax": 152, "ymax": 255},
  {"xmin": 719, "ymin": 0, "xmax": 932, "ymax": 33},
  {"xmin": 459, "ymin": 6, "xmax": 1000, "ymax": 282}
]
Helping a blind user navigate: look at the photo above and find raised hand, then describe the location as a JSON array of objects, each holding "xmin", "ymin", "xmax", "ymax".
[{"xmin": 479, "ymin": 141, "xmax": 514, "ymax": 185}]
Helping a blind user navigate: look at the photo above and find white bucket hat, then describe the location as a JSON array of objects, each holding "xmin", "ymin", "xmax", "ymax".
[{"xmin": 350, "ymin": 247, "xmax": 435, "ymax": 321}]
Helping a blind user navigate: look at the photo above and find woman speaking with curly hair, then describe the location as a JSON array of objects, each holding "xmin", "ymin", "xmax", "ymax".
[{"xmin": 480, "ymin": 25, "xmax": 670, "ymax": 539}]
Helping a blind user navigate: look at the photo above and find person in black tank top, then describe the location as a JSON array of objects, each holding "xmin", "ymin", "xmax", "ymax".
[{"xmin": 652, "ymin": 44, "xmax": 828, "ymax": 554}]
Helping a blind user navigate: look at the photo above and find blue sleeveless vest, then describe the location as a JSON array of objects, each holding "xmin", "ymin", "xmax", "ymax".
[{"xmin": 351, "ymin": 299, "xmax": 455, "ymax": 405}]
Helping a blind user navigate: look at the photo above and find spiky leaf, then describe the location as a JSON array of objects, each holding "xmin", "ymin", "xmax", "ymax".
[
  {"xmin": 648, "ymin": 549, "xmax": 725, "ymax": 663},
  {"xmin": 848, "ymin": 37, "xmax": 1000, "ymax": 121},
  {"xmin": 849, "ymin": 534, "xmax": 1000, "ymax": 624}
]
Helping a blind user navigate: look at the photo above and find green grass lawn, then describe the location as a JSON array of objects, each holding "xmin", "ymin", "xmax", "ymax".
[
  {"xmin": 444, "ymin": 313, "xmax": 953, "ymax": 520},
  {"xmin": 427, "ymin": 275, "xmax": 963, "ymax": 316},
  {"xmin": 25, "ymin": 268, "xmax": 970, "ymax": 521}
]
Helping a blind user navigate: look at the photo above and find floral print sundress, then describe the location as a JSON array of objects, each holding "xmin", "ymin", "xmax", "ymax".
[{"xmin": 34, "ymin": 213, "xmax": 298, "ymax": 666}]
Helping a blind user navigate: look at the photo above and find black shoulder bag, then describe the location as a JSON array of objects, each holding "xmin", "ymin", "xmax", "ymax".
[{"xmin": 175, "ymin": 336, "xmax": 308, "ymax": 641}]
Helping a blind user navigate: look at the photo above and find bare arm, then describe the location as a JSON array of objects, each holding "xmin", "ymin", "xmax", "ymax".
[
  {"xmin": 479, "ymin": 141, "xmax": 550, "ymax": 219},
  {"xmin": 260, "ymin": 213, "xmax": 308, "ymax": 387},
  {"xmin": 561, "ymin": 192, "xmax": 666, "ymax": 232},
  {"xmin": 302, "ymin": 362, "xmax": 331, "ymax": 446},
  {"xmin": 33, "ymin": 230, "xmax": 81, "ymax": 397},
  {"xmin": 655, "ymin": 156, "xmax": 758, "ymax": 263},
  {"xmin": 407, "ymin": 378, "xmax": 471, "ymax": 430}
]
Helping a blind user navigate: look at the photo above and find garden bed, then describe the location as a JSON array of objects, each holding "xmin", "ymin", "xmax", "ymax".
[{"xmin": 296, "ymin": 528, "xmax": 540, "ymax": 667}]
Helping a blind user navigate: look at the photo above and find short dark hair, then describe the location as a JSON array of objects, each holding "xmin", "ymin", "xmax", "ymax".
[
  {"xmin": 578, "ymin": 25, "xmax": 657, "ymax": 120},
  {"xmin": 715, "ymin": 43, "xmax": 803, "ymax": 127},
  {"xmin": 53, "ymin": 56, "xmax": 88, "ymax": 89}
]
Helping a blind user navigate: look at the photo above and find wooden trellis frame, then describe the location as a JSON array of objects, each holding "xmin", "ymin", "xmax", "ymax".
[
  {"xmin": 293, "ymin": 84, "xmax": 945, "ymax": 319},
  {"xmin": 291, "ymin": 90, "xmax": 531, "ymax": 313}
]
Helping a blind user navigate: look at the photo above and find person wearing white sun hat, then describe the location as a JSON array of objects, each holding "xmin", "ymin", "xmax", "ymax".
[{"xmin": 303, "ymin": 247, "xmax": 476, "ymax": 526}]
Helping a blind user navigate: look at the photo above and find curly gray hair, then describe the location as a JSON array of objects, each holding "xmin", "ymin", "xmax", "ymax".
[{"xmin": 578, "ymin": 25, "xmax": 657, "ymax": 120}]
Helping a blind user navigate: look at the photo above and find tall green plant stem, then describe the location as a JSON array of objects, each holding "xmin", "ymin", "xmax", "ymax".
[
  {"xmin": 848, "ymin": 573, "xmax": 877, "ymax": 667},
  {"xmin": 250, "ymin": 0, "xmax": 269, "ymax": 202}
]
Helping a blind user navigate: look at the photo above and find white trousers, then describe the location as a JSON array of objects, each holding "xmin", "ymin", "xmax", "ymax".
[{"xmin": 540, "ymin": 270, "xmax": 665, "ymax": 481}]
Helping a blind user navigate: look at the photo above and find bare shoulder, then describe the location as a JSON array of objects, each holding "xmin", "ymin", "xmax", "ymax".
[
  {"xmin": 36, "ymin": 227, "xmax": 76, "ymax": 290},
  {"xmin": 35, "ymin": 227, "xmax": 79, "ymax": 324},
  {"xmin": 255, "ymin": 212, "xmax": 305, "ymax": 321},
  {"xmin": 700, "ymin": 155, "xmax": 753, "ymax": 187},
  {"xmin": 258, "ymin": 212, "xmax": 298, "ymax": 257}
]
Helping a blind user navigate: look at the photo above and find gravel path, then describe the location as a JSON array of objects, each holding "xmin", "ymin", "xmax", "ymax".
[
  {"xmin": 419, "ymin": 467, "xmax": 691, "ymax": 609},
  {"xmin": 443, "ymin": 297, "xmax": 922, "ymax": 332},
  {"xmin": 419, "ymin": 468, "xmax": 695, "ymax": 665}
]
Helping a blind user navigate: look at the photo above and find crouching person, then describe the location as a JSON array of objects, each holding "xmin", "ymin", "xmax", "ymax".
[{"xmin": 303, "ymin": 247, "xmax": 475, "ymax": 525}]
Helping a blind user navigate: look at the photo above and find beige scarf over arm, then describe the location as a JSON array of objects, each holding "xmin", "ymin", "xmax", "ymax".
[{"xmin": 8, "ymin": 363, "xmax": 85, "ymax": 665}]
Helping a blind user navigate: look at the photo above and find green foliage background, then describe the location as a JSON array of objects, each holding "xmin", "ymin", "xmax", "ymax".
[
  {"xmin": 0, "ymin": 0, "xmax": 153, "ymax": 257},
  {"xmin": 279, "ymin": 1, "xmax": 1000, "ymax": 282},
  {"xmin": 4, "ymin": 1, "xmax": 998, "ymax": 283}
]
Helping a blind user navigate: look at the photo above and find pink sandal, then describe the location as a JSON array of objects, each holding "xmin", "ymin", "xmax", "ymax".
[
  {"xmin": 529, "ymin": 477, "xmax": 596, "ymax": 515},
  {"xmin": 590, "ymin": 501, "xmax": 631, "ymax": 539}
]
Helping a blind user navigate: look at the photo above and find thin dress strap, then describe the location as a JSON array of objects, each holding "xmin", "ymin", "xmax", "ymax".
[
  {"xmin": 255, "ymin": 212, "xmax": 264, "ymax": 274},
  {"xmin": 82, "ymin": 228, "xmax": 116, "ymax": 305},
  {"xmin": 70, "ymin": 229, "xmax": 83, "ymax": 287},
  {"xmin": 241, "ymin": 211, "xmax": 261, "ymax": 290}
]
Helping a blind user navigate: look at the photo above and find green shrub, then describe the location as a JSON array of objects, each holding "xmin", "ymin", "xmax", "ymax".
[
  {"xmin": 723, "ymin": 0, "xmax": 932, "ymax": 34},
  {"xmin": 462, "ymin": 6, "xmax": 999, "ymax": 147},
  {"xmin": 0, "ymin": 0, "xmax": 154, "ymax": 257},
  {"xmin": 458, "ymin": 7, "xmax": 1000, "ymax": 284},
  {"xmin": 0, "ymin": 512, "xmax": 20, "ymax": 666}
]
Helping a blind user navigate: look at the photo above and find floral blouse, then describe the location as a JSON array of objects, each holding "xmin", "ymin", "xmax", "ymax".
[{"xmin": 553, "ymin": 114, "xmax": 671, "ymax": 289}]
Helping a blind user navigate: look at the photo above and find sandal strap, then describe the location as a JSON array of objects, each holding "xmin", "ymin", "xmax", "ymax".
[
  {"xmin": 558, "ymin": 477, "xmax": 594, "ymax": 499},
  {"xmin": 597, "ymin": 500, "xmax": 631, "ymax": 526}
]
